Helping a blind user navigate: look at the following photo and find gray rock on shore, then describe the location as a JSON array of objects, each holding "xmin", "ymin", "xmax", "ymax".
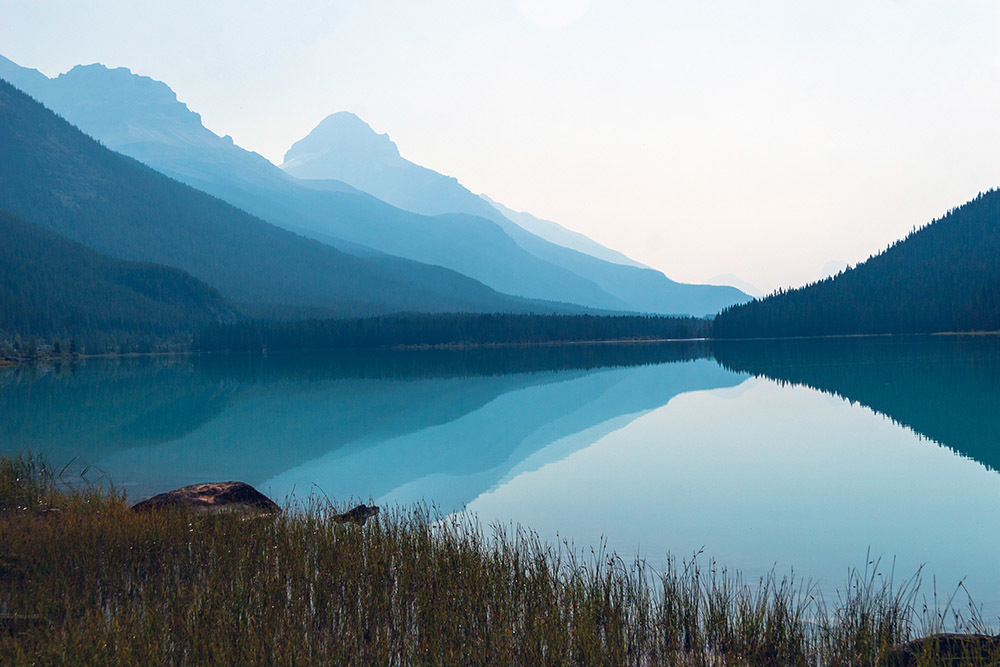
[{"xmin": 131, "ymin": 481, "xmax": 282, "ymax": 515}]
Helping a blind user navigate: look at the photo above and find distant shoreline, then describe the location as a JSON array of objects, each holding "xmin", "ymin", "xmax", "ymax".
[
  {"xmin": 3, "ymin": 329, "xmax": 999, "ymax": 369},
  {"xmin": 391, "ymin": 336, "xmax": 709, "ymax": 351}
]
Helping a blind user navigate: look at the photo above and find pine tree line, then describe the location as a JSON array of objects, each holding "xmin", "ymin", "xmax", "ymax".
[{"xmin": 714, "ymin": 189, "xmax": 1000, "ymax": 338}]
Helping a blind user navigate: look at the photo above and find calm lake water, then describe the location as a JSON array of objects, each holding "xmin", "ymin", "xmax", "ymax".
[{"xmin": 2, "ymin": 337, "xmax": 999, "ymax": 621}]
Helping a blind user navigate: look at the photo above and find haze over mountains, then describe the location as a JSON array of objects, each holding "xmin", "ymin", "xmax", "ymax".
[
  {"xmin": 476, "ymin": 194, "xmax": 647, "ymax": 270},
  {"xmin": 0, "ymin": 54, "xmax": 749, "ymax": 317},
  {"xmin": 0, "ymin": 77, "xmax": 557, "ymax": 336},
  {"xmin": 4, "ymin": 52, "xmax": 998, "ymax": 346},
  {"xmin": 282, "ymin": 110, "xmax": 750, "ymax": 315},
  {"xmin": 282, "ymin": 112, "xmax": 641, "ymax": 271}
]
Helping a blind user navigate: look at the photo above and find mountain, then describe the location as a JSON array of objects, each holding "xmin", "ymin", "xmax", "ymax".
[
  {"xmin": 0, "ymin": 58, "xmax": 629, "ymax": 312},
  {"xmin": 281, "ymin": 111, "xmax": 751, "ymax": 315},
  {"xmin": 704, "ymin": 274, "xmax": 764, "ymax": 298},
  {"xmin": 281, "ymin": 111, "xmax": 505, "ymax": 220},
  {"xmin": 2, "ymin": 55, "xmax": 750, "ymax": 315},
  {"xmin": 0, "ymin": 54, "xmax": 47, "ymax": 92},
  {"xmin": 714, "ymin": 190, "xmax": 1000, "ymax": 338},
  {"xmin": 0, "ymin": 76, "xmax": 557, "ymax": 319},
  {"xmin": 478, "ymin": 193, "xmax": 647, "ymax": 269},
  {"xmin": 817, "ymin": 260, "xmax": 850, "ymax": 282},
  {"xmin": 0, "ymin": 209, "xmax": 235, "ymax": 351}
]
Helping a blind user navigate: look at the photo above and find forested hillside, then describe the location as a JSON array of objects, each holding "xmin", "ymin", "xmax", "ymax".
[
  {"xmin": 0, "ymin": 210, "xmax": 235, "ymax": 352},
  {"xmin": 0, "ymin": 77, "xmax": 552, "ymax": 320},
  {"xmin": 714, "ymin": 189, "xmax": 1000, "ymax": 337}
]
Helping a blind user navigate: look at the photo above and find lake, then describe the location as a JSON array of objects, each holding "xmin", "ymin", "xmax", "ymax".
[{"xmin": 2, "ymin": 336, "xmax": 998, "ymax": 622}]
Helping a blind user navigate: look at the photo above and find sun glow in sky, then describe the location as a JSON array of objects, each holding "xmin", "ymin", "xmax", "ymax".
[
  {"xmin": 515, "ymin": 0, "xmax": 592, "ymax": 29},
  {"xmin": 2, "ymin": 0, "xmax": 999, "ymax": 293}
]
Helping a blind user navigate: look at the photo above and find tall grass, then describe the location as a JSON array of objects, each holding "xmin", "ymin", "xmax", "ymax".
[{"xmin": 0, "ymin": 456, "xmax": 996, "ymax": 665}]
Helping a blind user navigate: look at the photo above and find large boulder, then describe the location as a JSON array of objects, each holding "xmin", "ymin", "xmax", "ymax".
[{"xmin": 131, "ymin": 481, "xmax": 281, "ymax": 515}]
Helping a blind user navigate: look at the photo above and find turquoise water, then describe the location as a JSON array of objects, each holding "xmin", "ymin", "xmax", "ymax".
[{"xmin": 2, "ymin": 337, "xmax": 998, "ymax": 621}]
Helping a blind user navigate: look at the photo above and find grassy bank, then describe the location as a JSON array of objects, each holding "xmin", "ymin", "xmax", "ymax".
[{"xmin": 1, "ymin": 457, "xmax": 996, "ymax": 665}]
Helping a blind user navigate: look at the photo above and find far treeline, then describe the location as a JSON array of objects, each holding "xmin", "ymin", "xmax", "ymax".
[
  {"xmin": 195, "ymin": 314, "xmax": 712, "ymax": 352},
  {"xmin": 714, "ymin": 189, "xmax": 1000, "ymax": 338}
]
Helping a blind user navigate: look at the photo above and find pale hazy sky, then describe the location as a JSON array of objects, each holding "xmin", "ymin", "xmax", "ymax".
[{"xmin": 2, "ymin": 0, "xmax": 999, "ymax": 293}]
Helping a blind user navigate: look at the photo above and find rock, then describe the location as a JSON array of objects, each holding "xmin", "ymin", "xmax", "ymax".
[
  {"xmin": 334, "ymin": 503, "xmax": 379, "ymax": 525},
  {"xmin": 131, "ymin": 481, "xmax": 281, "ymax": 515},
  {"xmin": 888, "ymin": 633, "xmax": 1000, "ymax": 666}
]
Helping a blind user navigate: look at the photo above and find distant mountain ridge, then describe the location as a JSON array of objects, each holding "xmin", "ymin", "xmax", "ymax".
[
  {"xmin": 477, "ymin": 194, "xmax": 648, "ymax": 269},
  {"xmin": 0, "ymin": 58, "xmax": 628, "ymax": 312},
  {"xmin": 282, "ymin": 111, "xmax": 506, "ymax": 222},
  {"xmin": 705, "ymin": 274, "xmax": 763, "ymax": 298},
  {"xmin": 0, "ymin": 77, "xmax": 558, "ymax": 324},
  {"xmin": 1, "ymin": 53, "xmax": 749, "ymax": 316},
  {"xmin": 714, "ymin": 189, "xmax": 1000, "ymax": 337},
  {"xmin": 282, "ymin": 111, "xmax": 751, "ymax": 316}
]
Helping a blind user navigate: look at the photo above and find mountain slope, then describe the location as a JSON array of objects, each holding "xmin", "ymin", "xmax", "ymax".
[
  {"xmin": 0, "ymin": 209, "xmax": 236, "ymax": 350},
  {"xmin": 714, "ymin": 189, "xmax": 1000, "ymax": 337},
  {"xmin": 281, "ymin": 111, "xmax": 751, "ymax": 315},
  {"xmin": 0, "ymin": 77, "xmax": 556, "ymax": 318},
  {"xmin": 282, "ymin": 112, "xmax": 508, "ymax": 221},
  {"xmin": 0, "ymin": 59, "xmax": 629, "ymax": 311},
  {"xmin": 478, "ymin": 193, "xmax": 647, "ymax": 269},
  {"xmin": 0, "ymin": 55, "xmax": 47, "ymax": 93}
]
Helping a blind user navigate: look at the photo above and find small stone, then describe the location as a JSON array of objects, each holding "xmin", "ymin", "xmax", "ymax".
[{"xmin": 335, "ymin": 504, "xmax": 379, "ymax": 525}]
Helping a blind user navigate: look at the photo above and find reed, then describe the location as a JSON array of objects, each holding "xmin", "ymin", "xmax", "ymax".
[{"xmin": 0, "ymin": 456, "xmax": 995, "ymax": 665}]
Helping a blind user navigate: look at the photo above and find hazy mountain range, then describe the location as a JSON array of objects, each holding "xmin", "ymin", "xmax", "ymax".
[
  {"xmin": 0, "ymin": 76, "xmax": 563, "ymax": 351},
  {"xmin": 4, "ymin": 52, "xmax": 997, "ymax": 346},
  {"xmin": 281, "ymin": 110, "xmax": 750, "ymax": 315},
  {"xmin": 0, "ymin": 54, "xmax": 749, "ymax": 318}
]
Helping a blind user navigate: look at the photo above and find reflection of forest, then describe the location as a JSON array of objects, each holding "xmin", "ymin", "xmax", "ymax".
[
  {"xmin": 0, "ymin": 343, "xmax": 712, "ymax": 490},
  {"xmin": 713, "ymin": 336, "xmax": 1000, "ymax": 472},
  {"xmin": 0, "ymin": 358, "xmax": 238, "ymax": 474}
]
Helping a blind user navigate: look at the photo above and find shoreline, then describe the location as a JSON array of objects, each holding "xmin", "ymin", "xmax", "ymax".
[
  {"xmin": 2, "ymin": 458, "xmax": 996, "ymax": 664},
  {"xmin": 3, "ymin": 329, "xmax": 1000, "ymax": 369}
]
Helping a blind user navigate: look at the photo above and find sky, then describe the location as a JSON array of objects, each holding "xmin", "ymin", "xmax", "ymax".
[{"xmin": 2, "ymin": 0, "xmax": 999, "ymax": 293}]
